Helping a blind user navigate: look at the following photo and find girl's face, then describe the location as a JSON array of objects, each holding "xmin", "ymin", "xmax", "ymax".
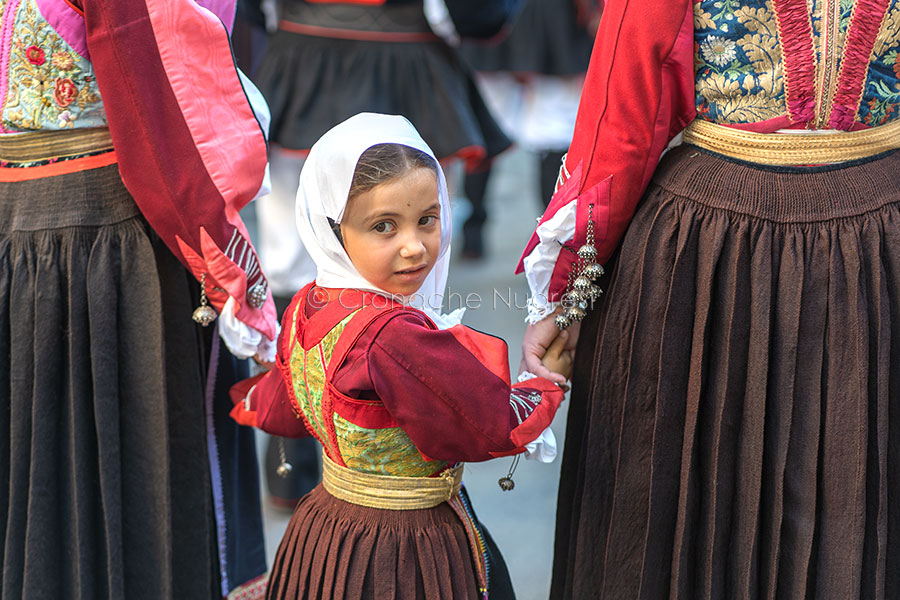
[{"xmin": 340, "ymin": 167, "xmax": 441, "ymax": 297}]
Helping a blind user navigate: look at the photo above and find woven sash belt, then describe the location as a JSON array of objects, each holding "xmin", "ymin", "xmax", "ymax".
[
  {"xmin": 0, "ymin": 127, "xmax": 114, "ymax": 163},
  {"xmin": 321, "ymin": 451, "xmax": 463, "ymax": 510},
  {"xmin": 682, "ymin": 118, "xmax": 900, "ymax": 166}
]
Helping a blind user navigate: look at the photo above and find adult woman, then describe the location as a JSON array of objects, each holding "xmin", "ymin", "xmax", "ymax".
[
  {"xmin": 521, "ymin": 1, "xmax": 900, "ymax": 597},
  {"xmin": 0, "ymin": 1, "xmax": 278, "ymax": 598}
]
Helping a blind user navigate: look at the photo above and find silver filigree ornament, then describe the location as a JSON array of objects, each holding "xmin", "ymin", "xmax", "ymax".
[
  {"xmin": 192, "ymin": 273, "xmax": 218, "ymax": 327},
  {"xmin": 247, "ymin": 282, "xmax": 268, "ymax": 309}
]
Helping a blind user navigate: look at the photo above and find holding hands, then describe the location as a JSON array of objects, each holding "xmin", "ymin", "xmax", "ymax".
[{"xmin": 520, "ymin": 308, "xmax": 579, "ymax": 385}]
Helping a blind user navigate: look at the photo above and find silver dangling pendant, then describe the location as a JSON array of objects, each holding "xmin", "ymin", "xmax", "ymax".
[
  {"xmin": 555, "ymin": 312, "xmax": 572, "ymax": 329},
  {"xmin": 577, "ymin": 243, "xmax": 598, "ymax": 261},
  {"xmin": 192, "ymin": 273, "xmax": 217, "ymax": 327},
  {"xmin": 583, "ymin": 262, "xmax": 604, "ymax": 280},
  {"xmin": 275, "ymin": 437, "xmax": 293, "ymax": 478},
  {"xmin": 498, "ymin": 455, "xmax": 520, "ymax": 491},
  {"xmin": 566, "ymin": 305, "xmax": 586, "ymax": 322},
  {"xmin": 573, "ymin": 275, "xmax": 591, "ymax": 293}
]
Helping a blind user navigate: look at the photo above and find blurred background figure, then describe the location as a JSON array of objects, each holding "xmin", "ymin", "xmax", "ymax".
[
  {"xmin": 457, "ymin": 0, "xmax": 600, "ymax": 259},
  {"xmin": 240, "ymin": 0, "xmax": 520, "ymax": 511}
]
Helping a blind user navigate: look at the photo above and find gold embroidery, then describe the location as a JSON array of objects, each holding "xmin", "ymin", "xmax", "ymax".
[
  {"xmin": 334, "ymin": 415, "xmax": 447, "ymax": 477},
  {"xmin": 4, "ymin": 1, "xmax": 104, "ymax": 130},
  {"xmin": 694, "ymin": 6, "xmax": 717, "ymax": 30},
  {"xmin": 874, "ymin": 1, "xmax": 900, "ymax": 55},
  {"xmin": 696, "ymin": 2, "xmax": 786, "ymax": 123}
]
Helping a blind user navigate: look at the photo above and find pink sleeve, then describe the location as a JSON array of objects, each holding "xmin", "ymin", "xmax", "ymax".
[
  {"xmin": 81, "ymin": 0, "xmax": 277, "ymax": 339},
  {"xmin": 516, "ymin": 0, "xmax": 696, "ymax": 301}
]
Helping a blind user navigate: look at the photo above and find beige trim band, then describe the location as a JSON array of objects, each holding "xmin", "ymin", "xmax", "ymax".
[
  {"xmin": 321, "ymin": 451, "xmax": 463, "ymax": 510},
  {"xmin": 682, "ymin": 119, "xmax": 900, "ymax": 166},
  {"xmin": 0, "ymin": 127, "xmax": 114, "ymax": 163}
]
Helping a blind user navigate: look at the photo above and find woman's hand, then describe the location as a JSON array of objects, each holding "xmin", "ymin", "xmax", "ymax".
[{"xmin": 520, "ymin": 308, "xmax": 581, "ymax": 385}]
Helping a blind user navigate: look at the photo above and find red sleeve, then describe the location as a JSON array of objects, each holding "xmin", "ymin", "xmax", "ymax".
[
  {"xmin": 230, "ymin": 295, "xmax": 310, "ymax": 438},
  {"xmin": 345, "ymin": 312, "xmax": 564, "ymax": 463},
  {"xmin": 81, "ymin": 0, "xmax": 278, "ymax": 339},
  {"xmin": 516, "ymin": 0, "xmax": 696, "ymax": 300}
]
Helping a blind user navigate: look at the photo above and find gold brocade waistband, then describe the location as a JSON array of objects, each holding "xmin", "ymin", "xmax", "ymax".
[
  {"xmin": 321, "ymin": 451, "xmax": 463, "ymax": 510},
  {"xmin": 682, "ymin": 119, "xmax": 900, "ymax": 166},
  {"xmin": 0, "ymin": 127, "xmax": 114, "ymax": 163}
]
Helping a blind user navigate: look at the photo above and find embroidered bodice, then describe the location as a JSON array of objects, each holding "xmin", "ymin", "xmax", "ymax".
[
  {"xmin": 518, "ymin": 0, "xmax": 900, "ymax": 320},
  {"xmin": 0, "ymin": 0, "xmax": 281, "ymax": 353},
  {"xmin": 694, "ymin": 0, "xmax": 900, "ymax": 130},
  {"xmin": 0, "ymin": 0, "xmax": 104, "ymax": 132},
  {"xmin": 231, "ymin": 286, "xmax": 565, "ymax": 478},
  {"xmin": 286, "ymin": 305, "xmax": 449, "ymax": 477}
]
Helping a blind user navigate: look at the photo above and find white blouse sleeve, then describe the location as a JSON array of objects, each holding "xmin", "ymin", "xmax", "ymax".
[
  {"xmin": 217, "ymin": 296, "xmax": 278, "ymax": 362},
  {"xmin": 522, "ymin": 201, "xmax": 577, "ymax": 324}
]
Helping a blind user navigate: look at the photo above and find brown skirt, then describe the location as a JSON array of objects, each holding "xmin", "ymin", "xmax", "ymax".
[
  {"xmin": 553, "ymin": 146, "xmax": 900, "ymax": 599},
  {"xmin": 267, "ymin": 484, "xmax": 514, "ymax": 600}
]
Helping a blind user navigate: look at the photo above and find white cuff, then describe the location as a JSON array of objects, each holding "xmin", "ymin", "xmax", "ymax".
[
  {"xmin": 522, "ymin": 200, "xmax": 577, "ymax": 323},
  {"xmin": 217, "ymin": 296, "xmax": 279, "ymax": 361},
  {"xmin": 524, "ymin": 427, "xmax": 558, "ymax": 462},
  {"xmin": 525, "ymin": 296, "xmax": 559, "ymax": 325}
]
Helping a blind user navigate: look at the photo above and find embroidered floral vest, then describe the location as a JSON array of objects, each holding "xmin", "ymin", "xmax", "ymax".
[
  {"xmin": 693, "ymin": 0, "xmax": 900, "ymax": 128},
  {"xmin": 283, "ymin": 299, "xmax": 450, "ymax": 478},
  {"xmin": 0, "ymin": 0, "xmax": 105, "ymax": 132}
]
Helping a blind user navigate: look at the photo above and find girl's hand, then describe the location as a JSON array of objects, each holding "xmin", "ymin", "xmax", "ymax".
[{"xmin": 542, "ymin": 330, "xmax": 573, "ymax": 382}]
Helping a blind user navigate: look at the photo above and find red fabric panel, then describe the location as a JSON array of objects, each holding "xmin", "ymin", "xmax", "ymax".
[
  {"xmin": 446, "ymin": 325, "xmax": 511, "ymax": 385},
  {"xmin": 81, "ymin": 0, "xmax": 276, "ymax": 338},
  {"xmin": 771, "ymin": 0, "xmax": 817, "ymax": 124},
  {"xmin": 828, "ymin": 0, "xmax": 892, "ymax": 129},
  {"xmin": 565, "ymin": 0, "xmax": 695, "ymax": 267},
  {"xmin": 508, "ymin": 381, "xmax": 565, "ymax": 447},
  {"xmin": 360, "ymin": 313, "xmax": 558, "ymax": 462},
  {"xmin": 229, "ymin": 291, "xmax": 313, "ymax": 438},
  {"xmin": 82, "ymin": 0, "xmax": 228, "ymax": 265},
  {"xmin": 520, "ymin": 0, "xmax": 695, "ymax": 298}
]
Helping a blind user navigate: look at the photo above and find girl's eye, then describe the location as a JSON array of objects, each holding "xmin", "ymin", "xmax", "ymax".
[
  {"xmin": 373, "ymin": 222, "xmax": 395, "ymax": 233},
  {"xmin": 419, "ymin": 215, "xmax": 438, "ymax": 226}
]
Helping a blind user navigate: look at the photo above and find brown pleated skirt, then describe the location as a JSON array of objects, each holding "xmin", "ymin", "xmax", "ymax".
[
  {"xmin": 267, "ymin": 484, "xmax": 514, "ymax": 600},
  {"xmin": 553, "ymin": 146, "xmax": 900, "ymax": 599}
]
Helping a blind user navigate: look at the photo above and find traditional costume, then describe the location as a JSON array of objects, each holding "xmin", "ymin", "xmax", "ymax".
[
  {"xmin": 0, "ymin": 1, "xmax": 278, "ymax": 598},
  {"xmin": 232, "ymin": 113, "xmax": 564, "ymax": 599},
  {"xmin": 519, "ymin": 0, "xmax": 900, "ymax": 597}
]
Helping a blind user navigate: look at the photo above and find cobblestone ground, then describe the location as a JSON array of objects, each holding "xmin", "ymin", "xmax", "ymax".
[{"xmin": 253, "ymin": 147, "xmax": 569, "ymax": 600}]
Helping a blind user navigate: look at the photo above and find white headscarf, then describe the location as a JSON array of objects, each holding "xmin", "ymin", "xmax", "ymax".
[{"xmin": 295, "ymin": 113, "xmax": 463, "ymax": 328}]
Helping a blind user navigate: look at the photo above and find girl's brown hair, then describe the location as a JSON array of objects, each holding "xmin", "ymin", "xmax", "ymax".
[{"xmin": 348, "ymin": 143, "xmax": 438, "ymax": 200}]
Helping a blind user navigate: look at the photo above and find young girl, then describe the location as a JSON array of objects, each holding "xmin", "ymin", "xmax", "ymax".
[{"xmin": 231, "ymin": 113, "xmax": 569, "ymax": 599}]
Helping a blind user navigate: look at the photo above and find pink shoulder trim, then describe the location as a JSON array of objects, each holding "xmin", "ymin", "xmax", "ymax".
[
  {"xmin": 828, "ymin": 0, "xmax": 892, "ymax": 129},
  {"xmin": 195, "ymin": 0, "xmax": 236, "ymax": 34},
  {"xmin": 35, "ymin": 0, "xmax": 89, "ymax": 58},
  {"xmin": 144, "ymin": 0, "xmax": 267, "ymax": 213},
  {"xmin": 771, "ymin": 0, "xmax": 817, "ymax": 124}
]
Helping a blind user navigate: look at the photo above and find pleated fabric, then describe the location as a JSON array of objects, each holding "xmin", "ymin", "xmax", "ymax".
[
  {"xmin": 553, "ymin": 146, "xmax": 900, "ymax": 600},
  {"xmin": 0, "ymin": 164, "xmax": 219, "ymax": 599},
  {"xmin": 253, "ymin": 3, "xmax": 510, "ymax": 163},
  {"xmin": 267, "ymin": 484, "xmax": 516, "ymax": 600}
]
